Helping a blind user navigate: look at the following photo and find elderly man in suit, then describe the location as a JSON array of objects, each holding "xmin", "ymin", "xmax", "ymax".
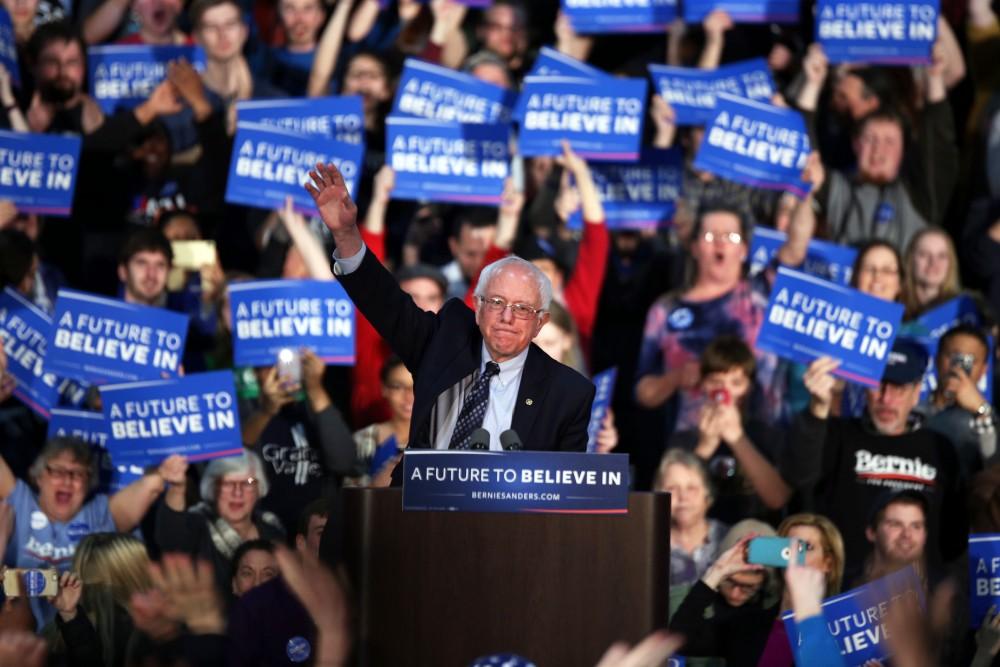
[{"xmin": 306, "ymin": 163, "xmax": 594, "ymax": 452}]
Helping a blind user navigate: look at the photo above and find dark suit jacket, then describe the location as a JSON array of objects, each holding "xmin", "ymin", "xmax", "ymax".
[{"xmin": 338, "ymin": 250, "xmax": 595, "ymax": 451}]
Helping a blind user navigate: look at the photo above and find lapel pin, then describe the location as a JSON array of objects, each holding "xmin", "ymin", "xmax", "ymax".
[{"xmin": 525, "ymin": 398, "xmax": 533, "ymax": 406}]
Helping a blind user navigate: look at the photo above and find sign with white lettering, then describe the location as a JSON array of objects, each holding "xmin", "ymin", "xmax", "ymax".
[
  {"xmin": 561, "ymin": 0, "xmax": 677, "ymax": 32},
  {"xmin": 648, "ymin": 59, "xmax": 775, "ymax": 125},
  {"xmin": 0, "ymin": 131, "xmax": 81, "ymax": 215},
  {"xmin": 817, "ymin": 0, "xmax": 939, "ymax": 63},
  {"xmin": 88, "ymin": 44, "xmax": 206, "ymax": 113},
  {"xmin": 236, "ymin": 96, "xmax": 365, "ymax": 144},
  {"xmin": 392, "ymin": 58, "xmax": 515, "ymax": 124},
  {"xmin": 970, "ymin": 534, "xmax": 1000, "ymax": 628}
]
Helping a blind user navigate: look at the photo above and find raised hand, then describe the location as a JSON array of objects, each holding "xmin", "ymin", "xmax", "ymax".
[
  {"xmin": 49, "ymin": 571, "xmax": 83, "ymax": 622},
  {"xmin": 702, "ymin": 535, "xmax": 762, "ymax": 590},
  {"xmin": 784, "ymin": 539, "xmax": 826, "ymax": 621},
  {"xmin": 305, "ymin": 163, "xmax": 359, "ymax": 244},
  {"xmin": 157, "ymin": 454, "xmax": 188, "ymax": 486},
  {"xmin": 147, "ymin": 553, "xmax": 225, "ymax": 635},
  {"xmin": 275, "ymin": 544, "xmax": 351, "ymax": 664},
  {"xmin": 803, "ymin": 356, "xmax": 840, "ymax": 419}
]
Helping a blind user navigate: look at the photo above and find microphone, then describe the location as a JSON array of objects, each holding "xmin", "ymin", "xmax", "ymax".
[
  {"xmin": 469, "ymin": 427, "xmax": 490, "ymax": 451},
  {"xmin": 500, "ymin": 429, "xmax": 523, "ymax": 451}
]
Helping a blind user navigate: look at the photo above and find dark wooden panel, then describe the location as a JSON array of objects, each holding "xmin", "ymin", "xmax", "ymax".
[{"xmin": 343, "ymin": 490, "xmax": 671, "ymax": 667}]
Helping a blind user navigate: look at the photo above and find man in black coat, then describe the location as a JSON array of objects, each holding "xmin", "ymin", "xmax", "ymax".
[{"xmin": 306, "ymin": 163, "xmax": 595, "ymax": 452}]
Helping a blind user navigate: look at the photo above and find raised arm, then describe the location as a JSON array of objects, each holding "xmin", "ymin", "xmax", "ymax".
[
  {"xmin": 82, "ymin": 0, "xmax": 130, "ymax": 44},
  {"xmin": 280, "ymin": 198, "xmax": 335, "ymax": 280},
  {"xmin": 108, "ymin": 454, "xmax": 186, "ymax": 531},
  {"xmin": 554, "ymin": 9, "xmax": 593, "ymax": 63},
  {"xmin": 307, "ymin": 0, "xmax": 354, "ymax": 97},
  {"xmin": 698, "ymin": 10, "xmax": 732, "ymax": 70},
  {"xmin": 347, "ymin": 0, "xmax": 381, "ymax": 42},
  {"xmin": 776, "ymin": 153, "xmax": 823, "ymax": 269}
]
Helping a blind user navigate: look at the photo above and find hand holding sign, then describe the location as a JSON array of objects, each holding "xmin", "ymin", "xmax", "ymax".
[{"xmin": 803, "ymin": 356, "xmax": 841, "ymax": 419}]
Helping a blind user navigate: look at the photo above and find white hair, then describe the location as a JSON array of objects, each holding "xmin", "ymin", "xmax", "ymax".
[
  {"xmin": 200, "ymin": 450, "xmax": 269, "ymax": 503},
  {"xmin": 474, "ymin": 256, "xmax": 552, "ymax": 310}
]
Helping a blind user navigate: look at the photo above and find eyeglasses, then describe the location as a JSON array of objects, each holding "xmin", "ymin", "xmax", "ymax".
[
  {"xmin": 701, "ymin": 231, "xmax": 742, "ymax": 245},
  {"xmin": 476, "ymin": 296, "xmax": 544, "ymax": 320},
  {"xmin": 218, "ymin": 478, "xmax": 258, "ymax": 494},
  {"xmin": 859, "ymin": 265, "xmax": 899, "ymax": 277},
  {"xmin": 720, "ymin": 577, "xmax": 762, "ymax": 595},
  {"xmin": 44, "ymin": 464, "xmax": 88, "ymax": 484}
]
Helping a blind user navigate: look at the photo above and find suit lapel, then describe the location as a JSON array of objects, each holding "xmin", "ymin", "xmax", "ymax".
[{"xmin": 511, "ymin": 345, "xmax": 551, "ymax": 446}]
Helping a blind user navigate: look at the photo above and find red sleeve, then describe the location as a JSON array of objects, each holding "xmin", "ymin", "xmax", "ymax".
[
  {"xmin": 463, "ymin": 244, "xmax": 510, "ymax": 309},
  {"xmin": 416, "ymin": 41, "xmax": 444, "ymax": 65},
  {"xmin": 351, "ymin": 229, "xmax": 392, "ymax": 426},
  {"xmin": 563, "ymin": 220, "xmax": 609, "ymax": 357}
]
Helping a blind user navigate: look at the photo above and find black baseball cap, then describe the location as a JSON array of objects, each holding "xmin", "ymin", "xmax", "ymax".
[{"xmin": 881, "ymin": 338, "xmax": 928, "ymax": 386}]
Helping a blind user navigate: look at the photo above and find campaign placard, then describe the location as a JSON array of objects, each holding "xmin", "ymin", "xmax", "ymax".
[
  {"xmin": 517, "ymin": 76, "xmax": 647, "ymax": 160},
  {"xmin": 693, "ymin": 93, "xmax": 811, "ymax": 197},
  {"xmin": 46, "ymin": 289, "xmax": 189, "ymax": 384},
  {"xmin": 683, "ymin": 0, "xmax": 799, "ymax": 22},
  {"xmin": 647, "ymin": 59, "xmax": 775, "ymax": 125},
  {"xmin": 527, "ymin": 46, "xmax": 614, "ymax": 80},
  {"xmin": 403, "ymin": 450, "xmax": 629, "ymax": 513},
  {"xmin": 100, "ymin": 370, "xmax": 243, "ymax": 466},
  {"xmin": 88, "ymin": 44, "xmax": 206, "ymax": 113},
  {"xmin": 911, "ymin": 296, "xmax": 992, "ymax": 401},
  {"xmin": 226, "ymin": 121, "xmax": 364, "ymax": 215},
  {"xmin": 236, "ymin": 96, "xmax": 365, "ymax": 145},
  {"xmin": 756, "ymin": 268, "xmax": 904, "ymax": 387},
  {"xmin": 782, "ymin": 566, "xmax": 924, "ymax": 665},
  {"xmin": 748, "ymin": 226, "xmax": 858, "ymax": 285},
  {"xmin": 971, "ymin": 534, "xmax": 1000, "ymax": 628},
  {"xmin": 228, "ymin": 279, "xmax": 355, "ymax": 367},
  {"xmin": 387, "ymin": 117, "xmax": 510, "ymax": 204},
  {"xmin": 0, "ymin": 287, "xmax": 58, "ymax": 417},
  {"xmin": 569, "ymin": 147, "xmax": 683, "ymax": 229},
  {"xmin": 0, "ymin": 7, "xmax": 19, "ymax": 87},
  {"xmin": 0, "ymin": 131, "xmax": 81, "ymax": 215},
  {"xmin": 817, "ymin": 0, "xmax": 938, "ymax": 64},
  {"xmin": 561, "ymin": 0, "xmax": 677, "ymax": 32},
  {"xmin": 393, "ymin": 58, "xmax": 516, "ymax": 124},
  {"xmin": 587, "ymin": 367, "xmax": 617, "ymax": 453}
]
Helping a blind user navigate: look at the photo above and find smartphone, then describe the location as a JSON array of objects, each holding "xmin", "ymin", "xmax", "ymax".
[
  {"xmin": 276, "ymin": 347, "xmax": 302, "ymax": 389},
  {"xmin": 951, "ymin": 353, "xmax": 975, "ymax": 375},
  {"xmin": 747, "ymin": 537, "xmax": 805, "ymax": 568},
  {"xmin": 3, "ymin": 568, "xmax": 59, "ymax": 597},
  {"xmin": 709, "ymin": 388, "xmax": 731, "ymax": 405},
  {"xmin": 169, "ymin": 240, "xmax": 217, "ymax": 292}
]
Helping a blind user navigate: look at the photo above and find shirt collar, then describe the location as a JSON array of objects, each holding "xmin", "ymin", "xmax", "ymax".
[{"xmin": 481, "ymin": 343, "xmax": 529, "ymax": 388}]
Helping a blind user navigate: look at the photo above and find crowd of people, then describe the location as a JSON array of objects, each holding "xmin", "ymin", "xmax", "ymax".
[{"xmin": 0, "ymin": 0, "xmax": 996, "ymax": 663}]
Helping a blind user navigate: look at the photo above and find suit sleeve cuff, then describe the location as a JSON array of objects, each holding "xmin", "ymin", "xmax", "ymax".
[{"xmin": 332, "ymin": 242, "xmax": 367, "ymax": 276}]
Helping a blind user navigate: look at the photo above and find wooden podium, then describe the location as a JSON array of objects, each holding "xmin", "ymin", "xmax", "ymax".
[{"xmin": 342, "ymin": 489, "xmax": 670, "ymax": 666}]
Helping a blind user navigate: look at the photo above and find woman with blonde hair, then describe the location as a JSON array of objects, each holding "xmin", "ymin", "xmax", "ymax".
[{"xmin": 901, "ymin": 227, "xmax": 962, "ymax": 319}]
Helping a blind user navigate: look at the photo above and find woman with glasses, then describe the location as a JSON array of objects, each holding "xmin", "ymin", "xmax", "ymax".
[{"xmin": 155, "ymin": 450, "xmax": 285, "ymax": 596}]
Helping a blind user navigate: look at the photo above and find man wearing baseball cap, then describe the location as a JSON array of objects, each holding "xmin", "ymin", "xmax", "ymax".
[{"xmin": 785, "ymin": 338, "xmax": 966, "ymax": 584}]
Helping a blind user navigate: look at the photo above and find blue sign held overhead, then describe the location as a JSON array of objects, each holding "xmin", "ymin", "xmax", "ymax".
[
  {"xmin": 684, "ymin": 0, "xmax": 799, "ymax": 22},
  {"xmin": 526, "ymin": 47, "xmax": 614, "ymax": 80},
  {"xmin": 226, "ymin": 121, "xmax": 364, "ymax": 215},
  {"xmin": 88, "ymin": 44, "xmax": 206, "ymax": 113},
  {"xmin": 101, "ymin": 370, "xmax": 244, "ymax": 467},
  {"xmin": 402, "ymin": 450, "xmax": 630, "ymax": 513},
  {"xmin": 48, "ymin": 408, "xmax": 108, "ymax": 447},
  {"xmin": 0, "ymin": 7, "xmax": 19, "ymax": 87},
  {"xmin": 817, "ymin": 0, "xmax": 939, "ymax": 63},
  {"xmin": 387, "ymin": 116, "xmax": 510, "ymax": 204},
  {"xmin": 0, "ymin": 287, "xmax": 58, "ymax": 417},
  {"xmin": 0, "ymin": 131, "xmax": 81, "ymax": 216},
  {"xmin": 393, "ymin": 58, "xmax": 516, "ymax": 124},
  {"xmin": 648, "ymin": 59, "xmax": 775, "ymax": 126},
  {"xmin": 228, "ymin": 279, "xmax": 355, "ymax": 368},
  {"xmin": 756, "ymin": 268, "xmax": 904, "ymax": 387},
  {"xmin": 569, "ymin": 147, "xmax": 683, "ymax": 230},
  {"xmin": 587, "ymin": 367, "xmax": 617, "ymax": 452},
  {"xmin": 694, "ymin": 93, "xmax": 811, "ymax": 197},
  {"xmin": 517, "ymin": 75, "xmax": 647, "ymax": 161},
  {"xmin": 970, "ymin": 534, "xmax": 1000, "ymax": 628},
  {"xmin": 748, "ymin": 226, "xmax": 858, "ymax": 285},
  {"xmin": 46, "ymin": 289, "xmax": 189, "ymax": 385},
  {"xmin": 236, "ymin": 96, "xmax": 365, "ymax": 145},
  {"xmin": 561, "ymin": 0, "xmax": 677, "ymax": 33}
]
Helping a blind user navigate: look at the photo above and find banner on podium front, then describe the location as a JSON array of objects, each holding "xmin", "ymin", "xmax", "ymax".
[
  {"xmin": 648, "ymin": 59, "xmax": 775, "ymax": 125},
  {"xmin": 226, "ymin": 121, "xmax": 363, "ymax": 215},
  {"xmin": 228, "ymin": 279, "xmax": 355, "ymax": 367},
  {"xmin": 817, "ymin": 0, "xmax": 938, "ymax": 63},
  {"xmin": 0, "ymin": 131, "xmax": 81, "ymax": 215},
  {"xmin": 393, "ymin": 58, "xmax": 515, "ymax": 124},
  {"xmin": 236, "ymin": 96, "xmax": 365, "ymax": 144},
  {"xmin": 756, "ymin": 268, "xmax": 904, "ymax": 387},
  {"xmin": 89, "ymin": 44, "xmax": 205, "ymax": 113},
  {"xmin": 561, "ymin": 0, "xmax": 677, "ymax": 32},
  {"xmin": 402, "ymin": 450, "xmax": 630, "ymax": 513},
  {"xmin": 748, "ymin": 226, "xmax": 857, "ymax": 285},
  {"xmin": 517, "ymin": 75, "xmax": 647, "ymax": 160},
  {"xmin": 46, "ymin": 289, "xmax": 189, "ymax": 384},
  {"xmin": 101, "ymin": 370, "xmax": 243, "ymax": 466},
  {"xmin": 387, "ymin": 116, "xmax": 510, "ymax": 204}
]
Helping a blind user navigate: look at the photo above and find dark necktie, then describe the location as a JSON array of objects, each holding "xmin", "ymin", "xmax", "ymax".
[{"xmin": 448, "ymin": 361, "xmax": 501, "ymax": 450}]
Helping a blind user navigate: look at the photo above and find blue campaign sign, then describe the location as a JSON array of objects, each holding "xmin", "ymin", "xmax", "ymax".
[
  {"xmin": 88, "ymin": 44, "xmax": 206, "ymax": 113},
  {"xmin": 393, "ymin": 58, "xmax": 516, "ymax": 124},
  {"xmin": 387, "ymin": 116, "xmax": 510, "ymax": 204},
  {"xmin": 910, "ymin": 296, "xmax": 991, "ymax": 401},
  {"xmin": 226, "ymin": 122, "xmax": 364, "ymax": 215},
  {"xmin": 748, "ymin": 226, "xmax": 857, "ymax": 285},
  {"xmin": 46, "ymin": 289, "xmax": 189, "ymax": 384},
  {"xmin": 587, "ymin": 367, "xmax": 617, "ymax": 453},
  {"xmin": 527, "ymin": 47, "xmax": 613, "ymax": 80},
  {"xmin": 0, "ymin": 287, "xmax": 58, "ymax": 417},
  {"xmin": 648, "ymin": 59, "xmax": 775, "ymax": 126},
  {"xmin": 236, "ymin": 96, "xmax": 365, "ymax": 145},
  {"xmin": 100, "ymin": 370, "xmax": 244, "ymax": 466},
  {"xmin": 228, "ymin": 279, "xmax": 355, "ymax": 367},
  {"xmin": 402, "ymin": 451, "xmax": 630, "ymax": 513},
  {"xmin": 562, "ymin": 0, "xmax": 677, "ymax": 33},
  {"xmin": 757, "ymin": 268, "xmax": 904, "ymax": 387},
  {"xmin": 684, "ymin": 0, "xmax": 798, "ymax": 21},
  {"xmin": 970, "ymin": 534, "xmax": 1000, "ymax": 628},
  {"xmin": 694, "ymin": 93, "xmax": 811, "ymax": 197},
  {"xmin": 782, "ymin": 566, "xmax": 923, "ymax": 665},
  {"xmin": 370, "ymin": 435, "xmax": 399, "ymax": 477},
  {"xmin": 0, "ymin": 130, "xmax": 81, "ymax": 216},
  {"xmin": 817, "ymin": 0, "xmax": 938, "ymax": 64},
  {"xmin": 569, "ymin": 147, "xmax": 683, "ymax": 230},
  {"xmin": 517, "ymin": 76, "xmax": 647, "ymax": 161},
  {"xmin": 0, "ymin": 8, "xmax": 19, "ymax": 87}
]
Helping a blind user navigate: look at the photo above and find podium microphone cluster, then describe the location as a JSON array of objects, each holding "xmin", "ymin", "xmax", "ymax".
[{"xmin": 467, "ymin": 428, "xmax": 524, "ymax": 451}]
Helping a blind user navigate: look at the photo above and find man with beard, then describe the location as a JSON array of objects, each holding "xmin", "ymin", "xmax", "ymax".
[{"xmin": 24, "ymin": 21, "xmax": 104, "ymax": 134}]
